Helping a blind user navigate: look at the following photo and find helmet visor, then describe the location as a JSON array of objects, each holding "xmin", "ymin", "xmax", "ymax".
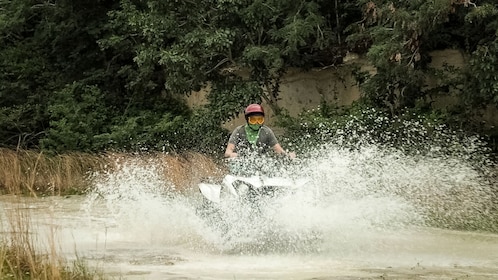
[{"xmin": 248, "ymin": 115, "xmax": 264, "ymax": 125}]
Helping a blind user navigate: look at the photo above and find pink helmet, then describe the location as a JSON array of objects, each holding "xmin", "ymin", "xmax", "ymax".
[{"xmin": 244, "ymin": 104, "xmax": 265, "ymax": 116}]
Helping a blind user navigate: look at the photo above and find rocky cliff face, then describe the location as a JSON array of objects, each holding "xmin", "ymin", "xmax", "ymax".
[{"xmin": 187, "ymin": 49, "xmax": 497, "ymax": 130}]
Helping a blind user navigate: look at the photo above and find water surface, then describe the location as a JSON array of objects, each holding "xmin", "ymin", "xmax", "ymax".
[{"xmin": 2, "ymin": 143, "xmax": 497, "ymax": 279}]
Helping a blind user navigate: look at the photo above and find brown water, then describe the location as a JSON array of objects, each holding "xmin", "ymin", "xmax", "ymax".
[
  {"xmin": 1, "ymin": 193, "xmax": 498, "ymax": 280},
  {"xmin": 2, "ymin": 143, "xmax": 498, "ymax": 279}
]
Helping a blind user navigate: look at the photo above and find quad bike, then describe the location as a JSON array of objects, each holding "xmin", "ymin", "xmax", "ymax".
[
  {"xmin": 195, "ymin": 157, "xmax": 318, "ymax": 252},
  {"xmin": 198, "ymin": 157, "xmax": 309, "ymax": 205}
]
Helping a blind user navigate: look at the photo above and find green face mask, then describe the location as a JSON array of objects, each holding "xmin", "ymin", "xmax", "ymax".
[
  {"xmin": 245, "ymin": 124, "xmax": 260, "ymax": 146},
  {"xmin": 248, "ymin": 124, "xmax": 261, "ymax": 131}
]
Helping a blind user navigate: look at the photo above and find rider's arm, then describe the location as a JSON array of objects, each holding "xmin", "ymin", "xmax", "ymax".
[
  {"xmin": 272, "ymin": 143, "xmax": 285, "ymax": 154},
  {"xmin": 225, "ymin": 126, "xmax": 243, "ymax": 158},
  {"xmin": 272, "ymin": 143, "xmax": 296, "ymax": 159},
  {"xmin": 262, "ymin": 127, "xmax": 295, "ymax": 159},
  {"xmin": 224, "ymin": 143, "xmax": 237, "ymax": 158}
]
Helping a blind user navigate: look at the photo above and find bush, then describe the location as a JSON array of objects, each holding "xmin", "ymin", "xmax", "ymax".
[{"xmin": 279, "ymin": 101, "xmax": 491, "ymax": 163}]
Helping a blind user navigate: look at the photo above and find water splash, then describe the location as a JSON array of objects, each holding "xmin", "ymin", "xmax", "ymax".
[
  {"xmin": 83, "ymin": 159, "xmax": 208, "ymax": 248},
  {"xmin": 83, "ymin": 124, "xmax": 496, "ymax": 256}
]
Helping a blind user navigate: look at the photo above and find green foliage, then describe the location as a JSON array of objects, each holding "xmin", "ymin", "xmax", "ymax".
[
  {"xmin": 1, "ymin": 0, "xmax": 498, "ymax": 155},
  {"xmin": 176, "ymin": 109, "xmax": 230, "ymax": 156},
  {"xmin": 463, "ymin": 39, "xmax": 498, "ymax": 108},
  {"xmin": 420, "ymin": 2, "xmax": 498, "ymax": 147},
  {"xmin": 102, "ymin": 112, "xmax": 184, "ymax": 151},
  {"xmin": 101, "ymin": 0, "xmax": 235, "ymax": 95},
  {"xmin": 206, "ymin": 78, "xmax": 263, "ymax": 121},
  {"xmin": 0, "ymin": 0, "xmax": 359, "ymax": 153},
  {"xmin": 280, "ymin": 101, "xmax": 489, "ymax": 161},
  {"xmin": 464, "ymin": 3, "xmax": 498, "ymax": 40},
  {"xmin": 42, "ymin": 83, "xmax": 110, "ymax": 152},
  {"xmin": 100, "ymin": 0, "xmax": 344, "ymax": 116},
  {"xmin": 0, "ymin": 0, "xmax": 119, "ymax": 150},
  {"xmin": 0, "ymin": 1, "xmax": 56, "ymax": 148},
  {"xmin": 236, "ymin": 0, "xmax": 338, "ymax": 113},
  {"xmin": 459, "ymin": 4, "xmax": 498, "ymax": 108},
  {"xmin": 345, "ymin": 0, "xmax": 486, "ymax": 115}
]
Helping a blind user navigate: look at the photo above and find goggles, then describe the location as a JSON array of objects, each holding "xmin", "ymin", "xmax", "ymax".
[{"xmin": 248, "ymin": 115, "xmax": 264, "ymax": 125}]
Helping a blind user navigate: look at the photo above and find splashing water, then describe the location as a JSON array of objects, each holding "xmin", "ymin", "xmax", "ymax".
[
  {"xmin": 83, "ymin": 160, "xmax": 208, "ymax": 248},
  {"xmin": 82, "ymin": 128, "xmax": 496, "ymax": 258},
  {"xmin": 72, "ymin": 121, "xmax": 498, "ymax": 278}
]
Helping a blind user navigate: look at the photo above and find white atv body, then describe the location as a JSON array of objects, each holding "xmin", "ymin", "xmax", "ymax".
[
  {"xmin": 198, "ymin": 174, "xmax": 309, "ymax": 204},
  {"xmin": 196, "ymin": 173, "xmax": 320, "ymax": 253}
]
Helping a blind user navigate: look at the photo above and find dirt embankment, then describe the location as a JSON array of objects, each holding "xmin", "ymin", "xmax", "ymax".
[{"xmin": 187, "ymin": 49, "xmax": 498, "ymax": 131}]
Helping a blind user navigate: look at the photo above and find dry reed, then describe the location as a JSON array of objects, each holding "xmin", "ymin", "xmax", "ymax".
[
  {"xmin": 0, "ymin": 150, "xmax": 224, "ymax": 279},
  {"xmin": 158, "ymin": 152, "xmax": 226, "ymax": 192},
  {"xmin": 0, "ymin": 197, "xmax": 103, "ymax": 279},
  {"xmin": 0, "ymin": 149, "xmax": 109, "ymax": 196},
  {"xmin": 0, "ymin": 149, "xmax": 225, "ymax": 196}
]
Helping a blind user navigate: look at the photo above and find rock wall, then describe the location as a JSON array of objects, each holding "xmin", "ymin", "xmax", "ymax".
[
  {"xmin": 187, "ymin": 49, "xmax": 497, "ymax": 132},
  {"xmin": 186, "ymin": 55, "xmax": 373, "ymax": 131}
]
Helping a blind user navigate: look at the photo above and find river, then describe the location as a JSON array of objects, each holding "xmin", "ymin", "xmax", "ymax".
[{"xmin": 1, "ymin": 144, "xmax": 498, "ymax": 279}]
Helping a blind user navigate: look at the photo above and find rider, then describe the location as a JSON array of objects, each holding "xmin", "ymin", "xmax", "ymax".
[{"xmin": 224, "ymin": 104, "xmax": 296, "ymax": 159}]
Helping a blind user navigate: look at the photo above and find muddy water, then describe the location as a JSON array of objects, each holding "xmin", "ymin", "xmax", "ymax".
[
  {"xmin": 1, "ymin": 195, "xmax": 498, "ymax": 279},
  {"xmin": 2, "ymin": 141, "xmax": 498, "ymax": 279}
]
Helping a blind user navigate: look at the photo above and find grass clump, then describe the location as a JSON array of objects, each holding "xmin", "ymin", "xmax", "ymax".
[
  {"xmin": 0, "ymin": 149, "xmax": 224, "ymax": 196},
  {"xmin": 0, "ymin": 149, "xmax": 109, "ymax": 196},
  {"xmin": 0, "ymin": 198, "xmax": 105, "ymax": 280}
]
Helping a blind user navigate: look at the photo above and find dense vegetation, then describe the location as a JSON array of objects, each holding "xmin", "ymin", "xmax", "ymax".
[{"xmin": 1, "ymin": 0, "xmax": 497, "ymax": 155}]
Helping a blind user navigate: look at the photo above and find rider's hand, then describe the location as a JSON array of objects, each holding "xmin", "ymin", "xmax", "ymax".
[
  {"xmin": 287, "ymin": 151, "xmax": 296, "ymax": 159},
  {"xmin": 227, "ymin": 152, "xmax": 238, "ymax": 158}
]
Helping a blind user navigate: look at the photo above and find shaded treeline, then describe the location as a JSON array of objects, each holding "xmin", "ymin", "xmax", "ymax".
[{"xmin": 0, "ymin": 1, "xmax": 497, "ymax": 154}]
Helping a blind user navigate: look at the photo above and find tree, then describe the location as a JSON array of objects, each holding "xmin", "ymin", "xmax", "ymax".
[
  {"xmin": 2, "ymin": 0, "xmax": 498, "ymax": 153},
  {"xmin": 101, "ymin": 0, "xmax": 351, "ymax": 118},
  {"xmin": 345, "ymin": 0, "xmax": 484, "ymax": 115},
  {"xmin": 0, "ymin": 1, "xmax": 56, "ymax": 148},
  {"xmin": 219, "ymin": 0, "xmax": 349, "ymax": 115},
  {"xmin": 0, "ymin": 0, "xmax": 193, "ymax": 152},
  {"xmin": 460, "ymin": 3, "xmax": 498, "ymax": 108},
  {"xmin": 0, "ymin": 1, "xmax": 117, "ymax": 149}
]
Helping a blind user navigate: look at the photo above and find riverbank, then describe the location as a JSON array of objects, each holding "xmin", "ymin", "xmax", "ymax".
[
  {"xmin": 0, "ymin": 150, "xmax": 223, "ymax": 279},
  {"xmin": 0, "ymin": 149, "xmax": 224, "ymax": 196},
  {"xmin": 1, "ymin": 194, "xmax": 104, "ymax": 279},
  {"xmin": 2, "ymin": 189, "xmax": 498, "ymax": 280}
]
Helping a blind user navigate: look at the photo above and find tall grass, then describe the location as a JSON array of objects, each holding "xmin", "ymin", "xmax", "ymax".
[
  {"xmin": 157, "ymin": 152, "xmax": 226, "ymax": 192},
  {"xmin": 0, "ymin": 149, "xmax": 109, "ymax": 196},
  {"xmin": 0, "ymin": 149, "xmax": 224, "ymax": 196},
  {"xmin": 0, "ymin": 149, "xmax": 224, "ymax": 279},
  {"xmin": 0, "ymin": 196, "xmax": 104, "ymax": 280}
]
